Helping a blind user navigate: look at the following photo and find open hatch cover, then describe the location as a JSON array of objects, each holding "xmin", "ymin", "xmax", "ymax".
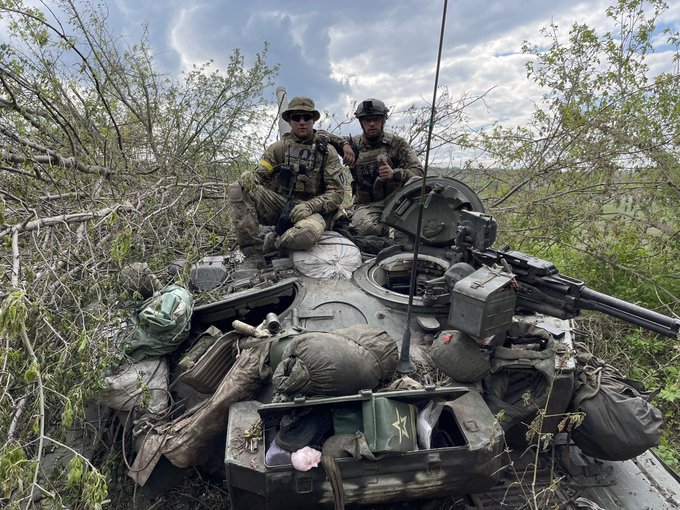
[{"xmin": 382, "ymin": 176, "xmax": 485, "ymax": 246}]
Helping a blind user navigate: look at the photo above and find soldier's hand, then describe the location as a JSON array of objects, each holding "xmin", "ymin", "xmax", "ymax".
[
  {"xmin": 290, "ymin": 202, "xmax": 314, "ymax": 223},
  {"xmin": 240, "ymin": 170, "xmax": 260, "ymax": 193},
  {"xmin": 377, "ymin": 155, "xmax": 394, "ymax": 180},
  {"xmin": 342, "ymin": 144, "xmax": 356, "ymax": 167}
]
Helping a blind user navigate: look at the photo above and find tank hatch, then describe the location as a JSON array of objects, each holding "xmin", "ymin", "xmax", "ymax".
[{"xmin": 381, "ymin": 176, "xmax": 485, "ymax": 246}]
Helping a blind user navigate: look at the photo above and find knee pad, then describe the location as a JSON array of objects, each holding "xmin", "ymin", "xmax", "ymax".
[
  {"xmin": 279, "ymin": 214, "xmax": 325, "ymax": 250},
  {"xmin": 351, "ymin": 217, "xmax": 386, "ymax": 237}
]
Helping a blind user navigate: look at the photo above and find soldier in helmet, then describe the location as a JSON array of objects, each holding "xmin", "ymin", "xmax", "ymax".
[
  {"xmin": 228, "ymin": 96, "xmax": 345, "ymax": 259},
  {"xmin": 325, "ymin": 98, "xmax": 423, "ymax": 237}
]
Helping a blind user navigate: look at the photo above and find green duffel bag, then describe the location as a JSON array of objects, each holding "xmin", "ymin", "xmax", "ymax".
[{"xmin": 127, "ymin": 284, "xmax": 193, "ymax": 361}]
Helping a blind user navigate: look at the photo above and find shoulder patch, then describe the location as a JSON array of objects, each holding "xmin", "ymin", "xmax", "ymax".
[{"xmin": 382, "ymin": 132, "xmax": 395, "ymax": 145}]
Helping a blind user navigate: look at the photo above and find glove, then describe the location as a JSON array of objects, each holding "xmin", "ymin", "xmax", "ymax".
[
  {"xmin": 290, "ymin": 202, "xmax": 314, "ymax": 223},
  {"xmin": 239, "ymin": 170, "xmax": 260, "ymax": 193}
]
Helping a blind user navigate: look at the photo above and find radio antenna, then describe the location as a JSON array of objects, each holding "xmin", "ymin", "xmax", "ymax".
[{"xmin": 397, "ymin": 0, "xmax": 449, "ymax": 374}]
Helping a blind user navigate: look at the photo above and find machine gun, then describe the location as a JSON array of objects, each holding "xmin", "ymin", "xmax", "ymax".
[{"xmin": 446, "ymin": 209, "xmax": 680, "ymax": 338}]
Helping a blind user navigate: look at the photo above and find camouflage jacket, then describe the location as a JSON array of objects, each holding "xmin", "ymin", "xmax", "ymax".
[
  {"xmin": 256, "ymin": 131, "xmax": 345, "ymax": 215},
  {"xmin": 323, "ymin": 131, "xmax": 423, "ymax": 204}
]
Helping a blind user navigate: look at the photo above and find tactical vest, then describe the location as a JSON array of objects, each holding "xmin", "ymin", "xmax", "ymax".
[
  {"xmin": 273, "ymin": 136, "xmax": 328, "ymax": 200},
  {"xmin": 352, "ymin": 143, "xmax": 399, "ymax": 203}
]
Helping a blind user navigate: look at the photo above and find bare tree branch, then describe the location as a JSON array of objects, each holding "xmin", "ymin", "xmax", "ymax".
[{"xmin": 1, "ymin": 203, "xmax": 136, "ymax": 238}]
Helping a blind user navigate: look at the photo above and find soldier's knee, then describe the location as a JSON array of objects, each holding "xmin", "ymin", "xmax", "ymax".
[
  {"xmin": 352, "ymin": 217, "xmax": 386, "ymax": 237},
  {"xmin": 279, "ymin": 229, "xmax": 319, "ymax": 250},
  {"xmin": 279, "ymin": 215, "xmax": 324, "ymax": 250}
]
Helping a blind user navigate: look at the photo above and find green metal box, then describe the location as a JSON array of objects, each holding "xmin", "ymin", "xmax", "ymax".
[
  {"xmin": 362, "ymin": 397, "xmax": 418, "ymax": 453},
  {"xmin": 449, "ymin": 265, "xmax": 516, "ymax": 339},
  {"xmin": 225, "ymin": 387, "xmax": 504, "ymax": 510}
]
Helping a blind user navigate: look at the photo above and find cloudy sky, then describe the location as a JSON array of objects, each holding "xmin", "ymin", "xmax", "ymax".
[{"xmin": 106, "ymin": 0, "xmax": 678, "ymax": 133}]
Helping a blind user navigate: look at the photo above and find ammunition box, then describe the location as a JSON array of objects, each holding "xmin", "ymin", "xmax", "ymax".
[{"xmin": 449, "ymin": 265, "xmax": 516, "ymax": 339}]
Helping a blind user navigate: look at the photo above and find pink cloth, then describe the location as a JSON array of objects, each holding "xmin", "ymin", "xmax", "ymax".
[{"xmin": 291, "ymin": 446, "xmax": 321, "ymax": 471}]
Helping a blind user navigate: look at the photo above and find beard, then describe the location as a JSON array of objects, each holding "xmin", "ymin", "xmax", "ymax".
[{"xmin": 363, "ymin": 128, "xmax": 383, "ymax": 142}]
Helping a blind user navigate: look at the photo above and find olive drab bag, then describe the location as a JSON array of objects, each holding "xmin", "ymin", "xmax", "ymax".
[
  {"xmin": 430, "ymin": 330, "xmax": 491, "ymax": 383},
  {"xmin": 482, "ymin": 338, "xmax": 556, "ymax": 430},
  {"xmin": 272, "ymin": 324, "xmax": 398, "ymax": 397},
  {"xmin": 568, "ymin": 342, "xmax": 663, "ymax": 461}
]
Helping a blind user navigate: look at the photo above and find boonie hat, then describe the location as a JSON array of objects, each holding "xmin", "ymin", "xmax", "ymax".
[{"xmin": 281, "ymin": 96, "xmax": 321, "ymax": 122}]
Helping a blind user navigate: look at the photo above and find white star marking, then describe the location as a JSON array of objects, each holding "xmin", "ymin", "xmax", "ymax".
[{"xmin": 392, "ymin": 408, "xmax": 410, "ymax": 443}]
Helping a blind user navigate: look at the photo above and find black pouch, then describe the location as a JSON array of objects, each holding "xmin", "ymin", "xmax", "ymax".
[
  {"xmin": 275, "ymin": 200, "xmax": 296, "ymax": 235},
  {"xmin": 568, "ymin": 342, "xmax": 663, "ymax": 461},
  {"xmin": 275, "ymin": 407, "xmax": 334, "ymax": 452}
]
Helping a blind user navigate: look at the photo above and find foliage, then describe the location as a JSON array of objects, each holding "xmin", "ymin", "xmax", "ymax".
[
  {"xmin": 0, "ymin": 0, "xmax": 277, "ymax": 507},
  {"xmin": 477, "ymin": 0, "xmax": 679, "ymax": 276},
  {"xmin": 456, "ymin": 0, "xmax": 680, "ymax": 469},
  {"xmin": 1, "ymin": 0, "xmax": 679, "ymax": 507}
]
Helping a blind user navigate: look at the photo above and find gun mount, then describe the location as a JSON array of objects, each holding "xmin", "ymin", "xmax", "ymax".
[
  {"xmin": 381, "ymin": 177, "xmax": 679, "ymax": 339},
  {"xmin": 452, "ymin": 210, "xmax": 680, "ymax": 338}
]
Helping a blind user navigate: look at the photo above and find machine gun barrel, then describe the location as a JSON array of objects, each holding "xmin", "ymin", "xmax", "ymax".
[
  {"xmin": 578, "ymin": 287, "xmax": 680, "ymax": 337},
  {"xmin": 472, "ymin": 248, "xmax": 680, "ymax": 338}
]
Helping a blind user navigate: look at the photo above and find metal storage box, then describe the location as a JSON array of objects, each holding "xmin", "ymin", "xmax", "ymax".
[
  {"xmin": 225, "ymin": 387, "xmax": 504, "ymax": 510},
  {"xmin": 449, "ymin": 265, "xmax": 516, "ymax": 339}
]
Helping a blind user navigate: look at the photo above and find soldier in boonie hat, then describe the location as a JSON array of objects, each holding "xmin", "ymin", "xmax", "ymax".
[
  {"xmin": 227, "ymin": 94, "xmax": 345, "ymax": 261},
  {"xmin": 281, "ymin": 96, "xmax": 321, "ymax": 122}
]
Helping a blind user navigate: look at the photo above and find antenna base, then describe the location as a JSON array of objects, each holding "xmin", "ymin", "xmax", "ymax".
[{"xmin": 396, "ymin": 359, "xmax": 416, "ymax": 374}]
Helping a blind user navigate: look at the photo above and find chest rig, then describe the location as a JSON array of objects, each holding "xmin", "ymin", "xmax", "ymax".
[
  {"xmin": 352, "ymin": 142, "xmax": 398, "ymax": 203},
  {"xmin": 274, "ymin": 137, "xmax": 328, "ymax": 200}
]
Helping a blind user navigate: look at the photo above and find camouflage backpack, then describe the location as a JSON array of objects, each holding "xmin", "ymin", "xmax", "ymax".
[
  {"xmin": 482, "ymin": 338, "xmax": 556, "ymax": 431},
  {"xmin": 127, "ymin": 284, "xmax": 193, "ymax": 361}
]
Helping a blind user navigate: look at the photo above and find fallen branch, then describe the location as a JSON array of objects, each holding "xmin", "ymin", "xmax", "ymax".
[
  {"xmin": 0, "ymin": 202, "xmax": 137, "ymax": 238},
  {"xmin": 21, "ymin": 329, "xmax": 45, "ymax": 509},
  {"xmin": 0, "ymin": 106, "xmax": 117, "ymax": 175},
  {"xmin": 12, "ymin": 229, "xmax": 20, "ymax": 286},
  {"xmin": 8, "ymin": 395, "xmax": 28, "ymax": 441}
]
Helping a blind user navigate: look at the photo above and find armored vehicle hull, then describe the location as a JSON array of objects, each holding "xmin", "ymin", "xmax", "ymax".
[{"xmin": 186, "ymin": 176, "xmax": 680, "ymax": 509}]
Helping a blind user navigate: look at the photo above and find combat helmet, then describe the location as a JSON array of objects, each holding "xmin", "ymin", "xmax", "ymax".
[{"xmin": 354, "ymin": 98, "xmax": 389, "ymax": 119}]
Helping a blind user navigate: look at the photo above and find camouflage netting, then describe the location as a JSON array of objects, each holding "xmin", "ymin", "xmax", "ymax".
[{"xmin": 129, "ymin": 342, "xmax": 271, "ymax": 482}]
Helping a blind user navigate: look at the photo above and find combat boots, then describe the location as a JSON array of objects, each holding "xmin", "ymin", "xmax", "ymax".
[
  {"xmin": 227, "ymin": 182, "xmax": 260, "ymax": 248},
  {"xmin": 238, "ymin": 245, "xmax": 266, "ymax": 270}
]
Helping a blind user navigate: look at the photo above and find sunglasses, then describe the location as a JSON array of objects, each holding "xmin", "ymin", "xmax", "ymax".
[{"xmin": 290, "ymin": 113, "xmax": 314, "ymax": 122}]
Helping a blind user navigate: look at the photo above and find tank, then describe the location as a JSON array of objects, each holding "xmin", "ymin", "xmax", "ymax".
[{"xmin": 181, "ymin": 176, "xmax": 680, "ymax": 509}]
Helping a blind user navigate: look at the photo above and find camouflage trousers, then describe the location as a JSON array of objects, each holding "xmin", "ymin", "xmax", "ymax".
[
  {"xmin": 227, "ymin": 182, "xmax": 325, "ymax": 251},
  {"xmin": 351, "ymin": 200, "xmax": 389, "ymax": 237}
]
